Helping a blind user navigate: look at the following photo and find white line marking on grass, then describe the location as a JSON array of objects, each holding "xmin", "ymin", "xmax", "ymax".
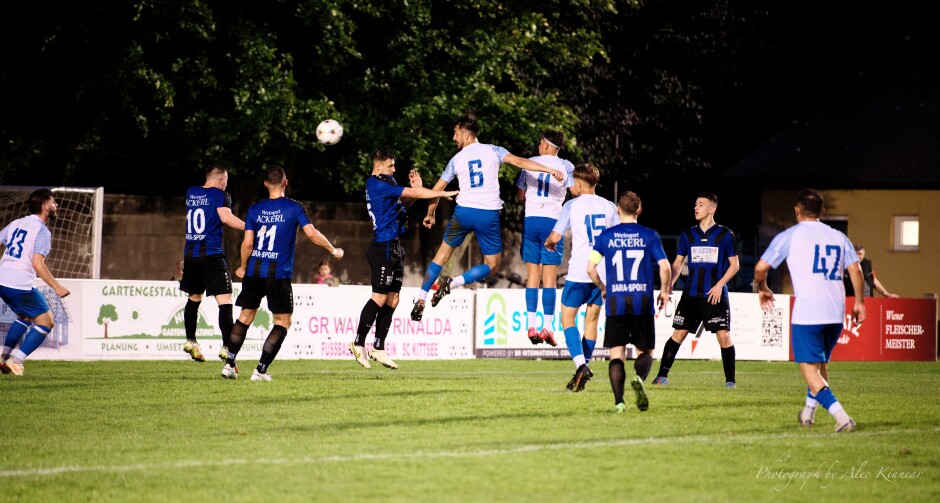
[{"xmin": 3, "ymin": 427, "xmax": 937, "ymax": 479}]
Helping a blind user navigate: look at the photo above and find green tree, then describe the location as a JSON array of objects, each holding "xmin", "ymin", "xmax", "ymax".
[{"xmin": 97, "ymin": 305, "xmax": 119, "ymax": 338}]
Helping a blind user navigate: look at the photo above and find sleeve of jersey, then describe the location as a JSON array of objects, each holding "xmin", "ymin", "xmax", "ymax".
[
  {"xmin": 760, "ymin": 231, "xmax": 792, "ymax": 269},
  {"xmin": 843, "ymin": 235, "xmax": 860, "ymax": 268},
  {"xmin": 492, "ymin": 145, "xmax": 509, "ymax": 163},
  {"xmin": 564, "ymin": 161, "xmax": 575, "ymax": 188},
  {"xmin": 441, "ymin": 158, "xmax": 456, "ymax": 183},
  {"xmin": 0, "ymin": 224, "xmax": 9, "ymax": 245},
  {"xmin": 376, "ymin": 181, "xmax": 405, "ymax": 199},
  {"xmin": 676, "ymin": 232, "xmax": 689, "ymax": 256},
  {"xmin": 515, "ymin": 171, "xmax": 527, "ymax": 190},
  {"xmin": 244, "ymin": 209, "xmax": 256, "ymax": 232},
  {"xmin": 296, "ymin": 202, "xmax": 312, "ymax": 227},
  {"xmin": 552, "ymin": 203, "xmax": 572, "ymax": 234},
  {"xmin": 607, "ymin": 202, "xmax": 618, "ymax": 227},
  {"xmin": 34, "ymin": 228, "xmax": 52, "ymax": 257},
  {"xmin": 723, "ymin": 230, "xmax": 738, "ymax": 257},
  {"xmin": 651, "ymin": 233, "xmax": 668, "ymax": 262}
]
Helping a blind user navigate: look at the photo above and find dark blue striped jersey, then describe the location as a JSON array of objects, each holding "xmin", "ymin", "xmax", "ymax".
[
  {"xmin": 184, "ymin": 186, "xmax": 231, "ymax": 257},
  {"xmin": 244, "ymin": 197, "xmax": 312, "ymax": 279},
  {"xmin": 592, "ymin": 223, "xmax": 668, "ymax": 316},
  {"xmin": 366, "ymin": 175, "xmax": 406, "ymax": 242},
  {"xmin": 676, "ymin": 224, "xmax": 736, "ymax": 298}
]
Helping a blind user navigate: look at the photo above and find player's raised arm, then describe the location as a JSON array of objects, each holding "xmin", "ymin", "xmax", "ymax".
[
  {"xmin": 302, "ymin": 224, "xmax": 344, "ymax": 260},
  {"xmin": 217, "ymin": 206, "xmax": 245, "ymax": 231},
  {"xmin": 423, "ymin": 178, "xmax": 449, "ymax": 228},
  {"xmin": 502, "ymin": 153, "xmax": 565, "ymax": 182},
  {"xmin": 400, "ymin": 169, "xmax": 423, "ymax": 208}
]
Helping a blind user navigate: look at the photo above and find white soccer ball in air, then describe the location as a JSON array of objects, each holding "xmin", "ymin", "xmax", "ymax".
[{"xmin": 316, "ymin": 119, "xmax": 344, "ymax": 145}]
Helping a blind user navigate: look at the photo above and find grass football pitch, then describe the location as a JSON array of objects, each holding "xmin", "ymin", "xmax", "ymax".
[{"xmin": 1, "ymin": 359, "xmax": 938, "ymax": 502}]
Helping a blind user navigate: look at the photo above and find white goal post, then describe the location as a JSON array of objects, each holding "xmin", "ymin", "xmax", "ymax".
[{"xmin": 0, "ymin": 186, "xmax": 104, "ymax": 279}]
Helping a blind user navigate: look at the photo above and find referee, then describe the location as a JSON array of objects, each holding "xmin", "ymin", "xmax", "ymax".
[
  {"xmin": 349, "ymin": 149, "xmax": 458, "ymax": 370},
  {"xmin": 652, "ymin": 192, "xmax": 740, "ymax": 388}
]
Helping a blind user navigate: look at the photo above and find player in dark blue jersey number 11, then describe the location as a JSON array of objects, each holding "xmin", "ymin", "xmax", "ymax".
[{"xmin": 220, "ymin": 167, "xmax": 344, "ymax": 382}]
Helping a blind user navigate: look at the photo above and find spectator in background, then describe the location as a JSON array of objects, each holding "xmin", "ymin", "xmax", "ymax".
[
  {"xmin": 171, "ymin": 259, "xmax": 184, "ymax": 281},
  {"xmin": 843, "ymin": 244, "xmax": 899, "ymax": 298},
  {"xmin": 312, "ymin": 260, "xmax": 339, "ymax": 286}
]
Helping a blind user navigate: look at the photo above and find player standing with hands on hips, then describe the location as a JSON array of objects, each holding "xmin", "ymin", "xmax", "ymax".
[
  {"xmin": 349, "ymin": 149, "xmax": 458, "ymax": 370},
  {"xmin": 221, "ymin": 167, "xmax": 344, "ymax": 381},
  {"xmin": 754, "ymin": 188, "xmax": 864, "ymax": 432}
]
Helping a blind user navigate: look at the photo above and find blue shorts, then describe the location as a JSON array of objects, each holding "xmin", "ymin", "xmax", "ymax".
[
  {"xmin": 0, "ymin": 285, "xmax": 51, "ymax": 319},
  {"xmin": 444, "ymin": 206, "xmax": 502, "ymax": 256},
  {"xmin": 792, "ymin": 323, "xmax": 844, "ymax": 363},
  {"xmin": 521, "ymin": 216, "xmax": 563, "ymax": 265},
  {"xmin": 561, "ymin": 281, "xmax": 604, "ymax": 308}
]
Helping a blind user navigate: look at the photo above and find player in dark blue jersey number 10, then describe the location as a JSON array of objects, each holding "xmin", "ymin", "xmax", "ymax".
[
  {"xmin": 220, "ymin": 167, "xmax": 344, "ymax": 382},
  {"xmin": 587, "ymin": 191, "xmax": 671, "ymax": 413}
]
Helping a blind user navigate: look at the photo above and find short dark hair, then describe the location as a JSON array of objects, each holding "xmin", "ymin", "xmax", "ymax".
[
  {"xmin": 27, "ymin": 189, "xmax": 53, "ymax": 214},
  {"xmin": 372, "ymin": 149, "xmax": 396, "ymax": 164},
  {"xmin": 697, "ymin": 192, "xmax": 718, "ymax": 204},
  {"xmin": 573, "ymin": 163, "xmax": 600, "ymax": 187},
  {"xmin": 796, "ymin": 188, "xmax": 824, "ymax": 217},
  {"xmin": 265, "ymin": 166, "xmax": 286, "ymax": 185},
  {"xmin": 542, "ymin": 130, "xmax": 564, "ymax": 149},
  {"xmin": 455, "ymin": 111, "xmax": 479, "ymax": 137},
  {"xmin": 618, "ymin": 191, "xmax": 641, "ymax": 216},
  {"xmin": 854, "ymin": 243, "xmax": 865, "ymax": 252},
  {"xmin": 206, "ymin": 164, "xmax": 227, "ymax": 179}
]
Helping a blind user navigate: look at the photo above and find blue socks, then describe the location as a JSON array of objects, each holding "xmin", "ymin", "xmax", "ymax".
[
  {"xmin": 564, "ymin": 326, "xmax": 583, "ymax": 359},
  {"xmin": 525, "ymin": 288, "xmax": 538, "ymax": 313},
  {"xmin": 3, "ymin": 319, "xmax": 30, "ymax": 351},
  {"xmin": 815, "ymin": 387, "xmax": 837, "ymax": 409},
  {"xmin": 421, "ymin": 261, "xmax": 444, "ymax": 292},
  {"xmin": 582, "ymin": 337, "xmax": 597, "ymax": 362},
  {"xmin": 460, "ymin": 264, "xmax": 491, "ymax": 286},
  {"xmin": 17, "ymin": 325, "xmax": 51, "ymax": 358},
  {"xmin": 542, "ymin": 288, "xmax": 556, "ymax": 316}
]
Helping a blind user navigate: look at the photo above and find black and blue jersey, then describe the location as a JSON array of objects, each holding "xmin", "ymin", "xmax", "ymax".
[
  {"xmin": 184, "ymin": 186, "xmax": 231, "ymax": 257},
  {"xmin": 676, "ymin": 224, "xmax": 736, "ymax": 298},
  {"xmin": 592, "ymin": 223, "xmax": 668, "ymax": 316},
  {"xmin": 366, "ymin": 175, "xmax": 406, "ymax": 243},
  {"xmin": 243, "ymin": 197, "xmax": 311, "ymax": 279}
]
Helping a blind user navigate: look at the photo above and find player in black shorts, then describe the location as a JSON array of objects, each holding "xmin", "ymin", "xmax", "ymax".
[
  {"xmin": 350, "ymin": 149, "xmax": 458, "ymax": 369},
  {"xmin": 587, "ymin": 191, "xmax": 671, "ymax": 413},
  {"xmin": 179, "ymin": 164, "xmax": 245, "ymax": 363},
  {"xmin": 652, "ymin": 192, "xmax": 740, "ymax": 388},
  {"xmin": 221, "ymin": 167, "xmax": 344, "ymax": 381}
]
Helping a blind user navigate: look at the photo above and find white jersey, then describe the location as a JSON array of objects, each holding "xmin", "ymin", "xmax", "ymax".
[
  {"xmin": 515, "ymin": 155, "xmax": 574, "ymax": 219},
  {"xmin": 761, "ymin": 220, "xmax": 859, "ymax": 324},
  {"xmin": 0, "ymin": 215, "xmax": 52, "ymax": 290},
  {"xmin": 553, "ymin": 194, "xmax": 618, "ymax": 283},
  {"xmin": 441, "ymin": 142, "xmax": 510, "ymax": 210}
]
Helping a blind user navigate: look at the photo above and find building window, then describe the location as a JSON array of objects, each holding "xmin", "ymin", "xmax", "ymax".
[{"xmin": 893, "ymin": 216, "xmax": 919, "ymax": 251}]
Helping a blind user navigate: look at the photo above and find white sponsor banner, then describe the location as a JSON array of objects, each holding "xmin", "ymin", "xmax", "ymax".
[
  {"xmin": 474, "ymin": 289, "xmax": 790, "ymax": 361},
  {"xmin": 4, "ymin": 279, "xmax": 85, "ymax": 361},
  {"xmin": 22, "ymin": 280, "xmax": 473, "ymax": 361}
]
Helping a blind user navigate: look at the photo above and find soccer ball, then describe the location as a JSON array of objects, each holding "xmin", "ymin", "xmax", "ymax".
[{"xmin": 316, "ymin": 119, "xmax": 344, "ymax": 145}]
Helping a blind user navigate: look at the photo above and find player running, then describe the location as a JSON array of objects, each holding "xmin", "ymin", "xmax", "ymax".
[
  {"xmin": 544, "ymin": 163, "xmax": 618, "ymax": 390},
  {"xmin": 587, "ymin": 191, "xmax": 671, "ymax": 413}
]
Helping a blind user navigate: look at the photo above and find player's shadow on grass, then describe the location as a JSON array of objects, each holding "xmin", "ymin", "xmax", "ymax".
[{"xmin": 288, "ymin": 410, "xmax": 572, "ymax": 433}]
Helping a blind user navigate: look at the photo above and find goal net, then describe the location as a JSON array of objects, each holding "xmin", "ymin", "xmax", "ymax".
[{"xmin": 0, "ymin": 186, "xmax": 103, "ymax": 279}]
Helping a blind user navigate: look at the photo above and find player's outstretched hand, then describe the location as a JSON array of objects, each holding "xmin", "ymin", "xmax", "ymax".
[
  {"xmin": 423, "ymin": 215, "xmax": 436, "ymax": 228},
  {"xmin": 332, "ymin": 248, "xmax": 345, "ymax": 260},
  {"xmin": 758, "ymin": 289, "xmax": 775, "ymax": 311},
  {"xmin": 235, "ymin": 266, "xmax": 246, "ymax": 279},
  {"xmin": 409, "ymin": 169, "xmax": 423, "ymax": 188},
  {"xmin": 444, "ymin": 190, "xmax": 459, "ymax": 199},
  {"xmin": 551, "ymin": 170, "xmax": 564, "ymax": 182}
]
